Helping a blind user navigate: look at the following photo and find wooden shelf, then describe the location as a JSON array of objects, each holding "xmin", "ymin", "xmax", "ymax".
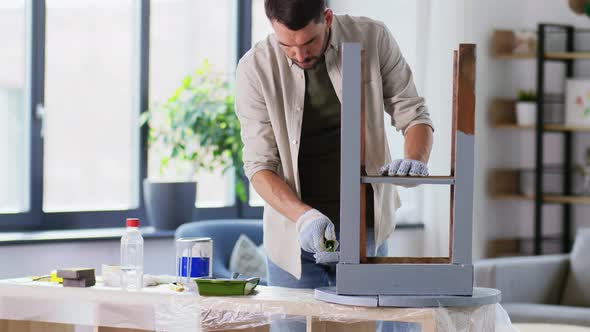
[
  {"xmin": 544, "ymin": 195, "xmax": 590, "ymax": 204},
  {"xmin": 487, "ymin": 236, "xmax": 562, "ymax": 258},
  {"xmin": 493, "ymin": 53, "xmax": 536, "ymax": 59},
  {"xmin": 544, "ymin": 124, "xmax": 590, "ymax": 132},
  {"xmin": 545, "ymin": 52, "xmax": 590, "ymax": 60},
  {"xmin": 492, "ymin": 52, "xmax": 590, "ymax": 60},
  {"xmin": 490, "ymin": 194, "xmax": 533, "ymax": 201},
  {"xmin": 491, "ymin": 124, "xmax": 590, "ymax": 132},
  {"xmin": 491, "ymin": 30, "xmax": 537, "ymax": 60},
  {"xmin": 490, "ymin": 194, "xmax": 590, "ymax": 204},
  {"xmin": 489, "ymin": 99, "xmax": 518, "ymax": 127},
  {"xmin": 488, "ymin": 169, "xmax": 590, "ymax": 204},
  {"xmin": 492, "ymin": 124, "xmax": 534, "ymax": 130}
]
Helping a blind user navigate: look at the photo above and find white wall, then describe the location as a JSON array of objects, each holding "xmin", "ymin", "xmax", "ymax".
[{"xmin": 0, "ymin": 238, "xmax": 175, "ymax": 279}]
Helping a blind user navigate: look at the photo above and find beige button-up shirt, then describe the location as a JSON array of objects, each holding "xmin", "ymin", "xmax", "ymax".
[{"xmin": 235, "ymin": 14, "xmax": 433, "ymax": 279}]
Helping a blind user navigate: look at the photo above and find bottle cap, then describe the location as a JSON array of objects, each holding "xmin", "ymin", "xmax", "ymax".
[{"xmin": 126, "ymin": 218, "xmax": 140, "ymax": 227}]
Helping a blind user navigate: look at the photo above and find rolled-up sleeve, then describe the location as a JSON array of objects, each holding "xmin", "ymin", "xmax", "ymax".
[
  {"xmin": 379, "ymin": 25, "xmax": 434, "ymax": 135},
  {"xmin": 235, "ymin": 57, "xmax": 280, "ymax": 181}
]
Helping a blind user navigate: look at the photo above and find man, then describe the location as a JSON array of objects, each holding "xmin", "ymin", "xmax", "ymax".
[{"xmin": 236, "ymin": 0, "xmax": 433, "ymax": 288}]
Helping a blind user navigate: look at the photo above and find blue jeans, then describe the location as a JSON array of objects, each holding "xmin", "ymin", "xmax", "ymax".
[{"xmin": 267, "ymin": 230, "xmax": 421, "ymax": 332}]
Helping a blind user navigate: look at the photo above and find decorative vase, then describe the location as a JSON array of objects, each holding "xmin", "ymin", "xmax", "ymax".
[
  {"xmin": 515, "ymin": 101, "xmax": 536, "ymax": 126},
  {"xmin": 143, "ymin": 179, "xmax": 197, "ymax": 230}
]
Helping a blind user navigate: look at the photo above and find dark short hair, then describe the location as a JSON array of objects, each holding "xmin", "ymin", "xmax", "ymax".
[{"xmin": 265, "ymin": 0, "xmax": 326, "ymax": 31}]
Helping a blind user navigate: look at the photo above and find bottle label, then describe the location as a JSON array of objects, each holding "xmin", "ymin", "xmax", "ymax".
[{"xmin": 178, "ymin": 256, "xmax": 210, "ymax": 278}]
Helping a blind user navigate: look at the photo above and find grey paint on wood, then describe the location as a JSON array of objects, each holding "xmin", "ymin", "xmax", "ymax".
[
  {"xmin": 361, "ymin": 176, "xmax": 455, "ymax": 185},
  {"xmin": 328, "ymin": 43, "xmax": 482, "ymax": 300},
  {"xmin": 315, "ymin": 287, "xmax": 378, "ymax": 307},
  {"xmin": 339, "ymin": 42, "xmax": 362, "ymax": 265},
  {"xmin": 452, "ymin": 132, "xmax": 475, "ymax": 265},
  {"xmin": 378, "ymin": 287, "xmax": 501, "ymax": 308},
  {"xmin": 336, "ymin": 263, "xmax": 474, "ymax": 296},
  {"xmin": 316, "ymin": 287, "xmax": 500, "ymax": 308}
]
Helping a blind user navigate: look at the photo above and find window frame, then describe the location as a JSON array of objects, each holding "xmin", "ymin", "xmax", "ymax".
[{"xmin": 0, "ymin": 0, "xmax": 262, "ymax": 231}]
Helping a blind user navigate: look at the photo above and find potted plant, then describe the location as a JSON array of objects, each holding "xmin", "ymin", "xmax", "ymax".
[
  {"xmin": 515, "ymin": 89, "xmax": 537, "ymax": 126},
  {"xmin": 140, "ymin": 60, "xmax": 245, "ymax": 230}
]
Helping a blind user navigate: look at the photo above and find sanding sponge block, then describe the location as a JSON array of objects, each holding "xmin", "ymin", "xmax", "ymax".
[
  {"xmin": 57, "ymin": 268, "xmax": 95, "ymax": 280},
  {"xmin": 63, "ymin": 277, "xmax": 96, "ymax": 288}
]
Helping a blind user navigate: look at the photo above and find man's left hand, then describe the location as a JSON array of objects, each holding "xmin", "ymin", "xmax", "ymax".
[{"xmin": 380, "ymin": 159, "xmax": 429, "ymax": 176}]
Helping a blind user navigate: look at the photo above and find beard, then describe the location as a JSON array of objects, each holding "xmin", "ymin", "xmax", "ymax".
[
  {"xmin": 290, "ymin": 28, "xmax": 331, "ymax": 70},
  {"xmin": 292, "ymin": 56, "xmax": 321, "ymax": 70}
]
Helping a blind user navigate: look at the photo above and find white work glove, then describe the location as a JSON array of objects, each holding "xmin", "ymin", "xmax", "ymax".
[
  {"xmin": 314, "ymin": 251, "xmax": 340, "ymax": 265},
  {"xmin": 380, "ymin": 159, "xmax": 429, "ymax": 177},
  {"xmin": 296, "ymin": 209, "xmax": 339, "ymax": 254}
]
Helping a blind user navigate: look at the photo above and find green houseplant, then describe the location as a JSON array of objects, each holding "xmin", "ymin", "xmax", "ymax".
[{"xmin": 140, "ymin": 60, "xmax": 245, "ymax": 229}]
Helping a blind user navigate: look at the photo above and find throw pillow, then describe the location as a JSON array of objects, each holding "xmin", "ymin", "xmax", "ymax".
[
  {"xmin": 561, "ymin": 228, "xmax": 590, "ymax": 306},
  {"xmin": 229, "ymin": 234, "xmax": 267, "ymax": 278}
]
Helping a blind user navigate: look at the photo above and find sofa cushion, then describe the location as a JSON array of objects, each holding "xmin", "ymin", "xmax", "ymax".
[
  {"xmin": 504, "ymin": 303, "xmax": 590, "ymax": 327},
  {"xmin": 475, "ymin": 255, "xmax": 569, "ymax": 304},
  {"xmin": 229, "ymin": 234, "xmax": 267, "ymax": 278},
  {"xmin": 562, "ymin": 229, "xmax": 590, "ymax": 307}
]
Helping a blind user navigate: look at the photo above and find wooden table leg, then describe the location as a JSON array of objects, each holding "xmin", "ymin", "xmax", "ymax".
[
  {"xmin": 96, "ymin": 327, "xmax": 152, "ymax": 332},
  {"xmin": 393, "ymin": 311, "xmax": 436, "ymax": 332},
  {"xmin": 0, "ymin": 320, "xmax": 75, "ymax": 332},
  {"xmin": 98, "ymin": 326, "xmax": 270, "ymax": 332},
  {"xmin": 215, "ymin": 327, "xmax": 269, "ymax": 332},
  {"xmin": 421, "ymin": 316, "xmax": 436, "ymax": 332},
  {"xmin": 309, "ymin": 319, "xmax": 376, "ymax": 332}
]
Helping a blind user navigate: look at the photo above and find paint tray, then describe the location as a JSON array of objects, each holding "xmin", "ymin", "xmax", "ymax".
[{"xmin": 194, "ymin": 277, "xmax": 260, "ymax": 296}]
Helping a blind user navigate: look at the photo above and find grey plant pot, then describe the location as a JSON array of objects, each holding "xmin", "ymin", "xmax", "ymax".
[{"xmin": 143, "ymin": 179, "xmax": 197, "ymax": 230}]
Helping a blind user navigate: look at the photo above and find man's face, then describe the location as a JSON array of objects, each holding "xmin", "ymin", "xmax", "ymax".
[{"xmin": 271, "ymin": 9, "xmax": 333, "ymax": 70}]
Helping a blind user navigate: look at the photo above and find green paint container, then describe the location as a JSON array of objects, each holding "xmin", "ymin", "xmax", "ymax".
[{"xmin": 194, "ymin": 277, "xmax": 260, "ymax": 296}]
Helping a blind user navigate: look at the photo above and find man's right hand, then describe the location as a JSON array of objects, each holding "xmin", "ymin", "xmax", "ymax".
[{"xmin": 296, "ymin": 209, "xmax": 338, "ymax": 254}]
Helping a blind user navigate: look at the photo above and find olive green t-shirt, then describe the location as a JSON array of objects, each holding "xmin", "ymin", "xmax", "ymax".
[{"xmin": 298, "ymin": 55, "xmax": 373, "ymax": 231}]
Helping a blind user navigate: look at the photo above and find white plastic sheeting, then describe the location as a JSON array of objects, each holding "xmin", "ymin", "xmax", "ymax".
[{"xmin": 0, "ymin": 278, "xmax": 516, "ymax": 331}]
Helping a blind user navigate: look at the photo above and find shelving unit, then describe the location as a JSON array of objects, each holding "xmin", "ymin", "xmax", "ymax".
[
  {"xmin": 488, "ymin": 25, "xmax": 589, "ymax": 256},
  {"xmin": 534, "ymin": 24, "xmax": 576, "ymax": 255},
  {"xmin": 487, "ymin": 235, "xmax": 562, "ymax": 257}
]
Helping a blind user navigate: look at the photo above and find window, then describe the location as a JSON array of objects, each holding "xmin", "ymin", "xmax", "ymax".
[
  {"xmin": 0, "ymin": 0, "xmax": 28, "ymax": 214},
  {"xmin": 43, "ymin": 0, "xmax": 137, "ymax": 212},
  {"xmin": 0, "ymin": 0, "xmax": 261, "ymax": 230},
  {"xmin": 149, "ymin": 0, "xmax": 237, "ymax": 208}
]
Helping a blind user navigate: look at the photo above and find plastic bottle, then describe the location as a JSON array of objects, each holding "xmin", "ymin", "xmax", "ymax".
[{"xmin": 120, "ymin": 217, "xmax": 144, "ymax": 290}]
